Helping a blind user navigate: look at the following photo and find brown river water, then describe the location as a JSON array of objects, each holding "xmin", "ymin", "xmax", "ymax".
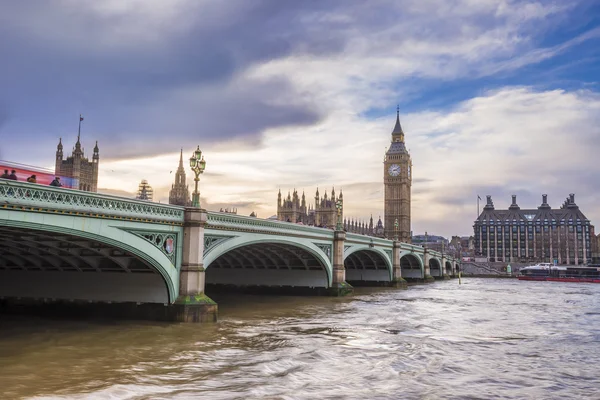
[{"xmin": 1, "ymin": 278, "xmax": 599, "ymax": 399}]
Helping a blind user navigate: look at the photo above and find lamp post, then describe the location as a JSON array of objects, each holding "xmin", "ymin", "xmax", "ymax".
[
  {"xmin": 335, "ymin": 198, "xmax": 343, "ymax": 231},
  {"xmin": 394, "ymin": 218, "xmax": 399, "ymax": 241},
  {"xmin": 189, "ymin": 145, "xmax": 206, "ymax": 208},
  {"xmin": 424, "ymin": 231, "xmax": 428, "ymax": 249}
]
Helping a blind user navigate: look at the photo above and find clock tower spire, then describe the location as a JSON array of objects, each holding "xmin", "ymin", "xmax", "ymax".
[{"xmin": 384, "ymin": 106, "xmax": 412, "ymax": 242}]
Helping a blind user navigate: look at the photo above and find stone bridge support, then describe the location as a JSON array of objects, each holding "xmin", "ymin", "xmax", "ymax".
[
  {"xmin": 174, "ymin": 208, "xmax": 218, "ymax": 322},
  {"xmin": 423, "ymin": 248, "xmax": 432, "ymax": 278},
  {"xmin": 441, "ymin": 255, "xmax": 450, "ymax": 280},
  {"xmin": 330, "ymin": 231, "xmax": 353, "ymax": 296},
  {"xmin": 392, "ymin": 241, "xmax": 408, "ymax": 288}
]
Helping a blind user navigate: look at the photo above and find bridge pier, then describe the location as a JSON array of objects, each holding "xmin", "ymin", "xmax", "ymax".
[
  {"xmin": 327, "ymin": 231, "xmax": 353, "ymax": 296},
  {"xmin": 173, "ymin": 208, "xmax": 218, "ymax": 322},
  {"xmin": 423, "ymin": 248, "xmax": 434, "ymax": 282},
  {"xmin": 392, "ymin": 241, "xmax": 408, "ymax": 288}
]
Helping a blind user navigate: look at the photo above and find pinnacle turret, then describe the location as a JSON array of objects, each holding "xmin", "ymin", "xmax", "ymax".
[{"xmin": 392, "ymin": 105, "xmax": 403, "ymax": 136}]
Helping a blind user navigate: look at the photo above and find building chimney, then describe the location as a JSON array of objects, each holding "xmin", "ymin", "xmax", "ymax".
[
  {"xmin": 569, "ymin": 193, "xmax": 575, "ymax": 204},
  {"xmin": 484, "ymin": 195, "xmax": 494, "ymax": 210},
  {"xmin": 542, "ymin": 194, "xmax": 548, "ymax": 204},
  {"xmin": 512, "ymin": 195, "xmax": 516, "ymax": 205}
]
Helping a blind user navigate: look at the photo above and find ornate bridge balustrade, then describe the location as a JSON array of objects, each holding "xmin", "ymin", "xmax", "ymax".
[{"xmin": 0, "ymin": 180, "xmax": 460, "ymax": 323}]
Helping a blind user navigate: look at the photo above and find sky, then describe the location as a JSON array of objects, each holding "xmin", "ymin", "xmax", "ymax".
[{"xmin": 1, "ymin": 0, "xmax": 599, "ymax": 238}]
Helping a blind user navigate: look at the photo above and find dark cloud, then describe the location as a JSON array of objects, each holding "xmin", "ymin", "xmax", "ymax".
[{"xmin": 0, "ymin": 0, "xmax": 366, "ymax": 161}]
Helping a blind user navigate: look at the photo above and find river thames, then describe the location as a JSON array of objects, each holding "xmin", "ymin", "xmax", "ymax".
[{"xmin": 1, "ymin": 278, "xmax": 599, "ymax": 399}]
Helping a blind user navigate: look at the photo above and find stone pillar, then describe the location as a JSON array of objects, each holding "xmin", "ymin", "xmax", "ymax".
[
  {"xmin": 391, "ymin": 241, "xmax": 408, "ymax": 288},
  {"xmin": 423, "ymin": 248, "xmax": 431, "ymax": 278},
  {"xmin": 327, "ymin": 231, "xmax": 353, "ymax": 296},
  {"xmin": 441, "ymin": 255, "xmax": 448, "ymax": 279},
  {"xmin": 173, "ymin": 208, "xmax": 218, "ymax": 322}
]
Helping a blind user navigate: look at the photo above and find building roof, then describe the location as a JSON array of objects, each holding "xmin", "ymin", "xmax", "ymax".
[{"xmin": 475, "ymin": 194, "xmax": 590, "ymax": 224}]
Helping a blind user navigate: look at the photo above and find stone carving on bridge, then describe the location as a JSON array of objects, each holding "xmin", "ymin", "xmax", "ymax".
[
  {"xmin": 314, "ymin": 243, "xmax": 332, "ymax": 261},
  {"xmin": 203, "ymin": 235, "xmax": 235, "ymax": 257}
]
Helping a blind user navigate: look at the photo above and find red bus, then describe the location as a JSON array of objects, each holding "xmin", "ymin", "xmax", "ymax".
[{"xmin": 0, "ymin": 160, "xmax": 77, "ymax": 188}]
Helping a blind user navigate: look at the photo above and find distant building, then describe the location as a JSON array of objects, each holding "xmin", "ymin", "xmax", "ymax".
[
  {"xmin": 412, "ymin": 233, "xmax": 448, "ymax": 254},
  {"xmin": 277, "ymin": 188, "xmax": 342, "ymax": 228},
  {"xmin": 136, "ymin": 179, "xmax": 153, "ymax": 201},
  {"xmin": 343, "ymin": 215, "xmax": 385, "ymax": 237},
  {"xmin": 168, "ymin": 150, "xmax": 190, "ymax": 206},
  {"xmin": 474, "ymin": 194, "xmax": 593, "ymax": 264},
  {"xmin": 591, "ymin": 229, "xmax": 600, "ymax": 263},
  {"xmin": 55, "ymin": 136, "xmax": 99, "ymax": 192}
]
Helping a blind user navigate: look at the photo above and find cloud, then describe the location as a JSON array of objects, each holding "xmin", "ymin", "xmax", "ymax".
[
  {"xmin": 96, "ymin": 86, "xmax": 600, "ymax": 238},
  {"xmin": 2, "ymin": 1, "xmax": 599, "ymax": 239}
]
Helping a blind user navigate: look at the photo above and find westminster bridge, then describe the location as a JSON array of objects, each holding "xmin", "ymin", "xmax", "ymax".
[{"xmin": 0, "ymin": 180, "xmax": 459, "ymax": 322}]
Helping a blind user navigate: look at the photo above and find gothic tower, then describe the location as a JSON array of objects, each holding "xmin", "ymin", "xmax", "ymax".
[
  {"xmin": 384, "ymin": 107, "xmax": 412, "ymax": 242},
  {"xmin": 169, "ymin": 149, "xmax": 190, "ymax": 206}
]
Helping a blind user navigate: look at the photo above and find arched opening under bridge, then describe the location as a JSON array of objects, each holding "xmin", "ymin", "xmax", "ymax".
[
  {"xmin": 345, "ymin": 249, "xmax": 391, "ymax": 285},
  {"xmin": 429, "ymin": 258, "xmax": 442, "ymax": 278},
  {"xmin": 0, "ymin": 226, "xmax": 170, "ymax": 304},
  {"xmin": 400, "ymin": 254, "xmax": 423, "ymax": 279},
  {"xmin": 205, "ymin": 242, "xmax": 330, "ymax": 293},
  {"xmin": 445, "ymin": 261, "xmax": 453, "ymax": 276}
]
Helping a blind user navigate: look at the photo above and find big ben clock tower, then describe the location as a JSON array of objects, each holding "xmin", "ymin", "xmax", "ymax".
[{"xmin": 384, "ymin": 107, "xmax": 412, "ymax": 242}]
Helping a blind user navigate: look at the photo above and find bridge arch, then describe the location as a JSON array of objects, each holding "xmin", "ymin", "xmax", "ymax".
[
  {"xmin": 203, "ymin": 235, "xmax": 333, "ymax": 288},
  {"xmin": 429, "ymin": 257, "xmax": 442, "ymax": 278},
  {"xmin": 0, "ymin": 210, "xmax": 181, "ymax": 303},
  {"xmin": 400, "ymin": 251, "xmax": 424, "ymax": 279},
  {"xmin": 343, "ymin": 246, "xmax": 393, "ymax": 283},
  {"xmin": 445, "ymin": 261, "xmax": 453, "ymax": 276}
]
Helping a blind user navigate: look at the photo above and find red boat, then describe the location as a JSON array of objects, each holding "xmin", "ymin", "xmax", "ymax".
[{"xmin": 518, "ymin": 264, "xmax": 600, "ymax": 283}]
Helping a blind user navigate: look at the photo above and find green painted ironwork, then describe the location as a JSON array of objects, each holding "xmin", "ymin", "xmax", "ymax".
[
  {"xmin": 207, "ymin": 211, "xmax": 334, "ymax": 238},
  {"xmin": 384, "ymin": 250, "xmax": 393, "ymax": 263},
  {"xmin": 124, "ymin": 230, "xmax": 179, "ymax": 265},
  {"xmin": 314, "ymin": 243, "xmax": 332, "ymax": 261},
  {"xmin": 0, "ymin": 208, "xmax": 181, "ymax": 302},
  {"xmin": 0, "ymin": 180, "xmax": 184, "ymax": 223},
  {"xmin": 203, "ymin": 234, "xmax": 236, "ymax": 256}
]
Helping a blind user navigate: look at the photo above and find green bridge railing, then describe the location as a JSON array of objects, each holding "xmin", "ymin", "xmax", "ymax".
[{"xmin": 0, "ymin": 179, "xmax": 185, "ymax": 223}]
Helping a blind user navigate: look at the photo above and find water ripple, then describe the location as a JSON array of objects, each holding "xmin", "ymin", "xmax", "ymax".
[{"xmin": 2, "ymin": 279, "xmax": 600, "ymax": 399}]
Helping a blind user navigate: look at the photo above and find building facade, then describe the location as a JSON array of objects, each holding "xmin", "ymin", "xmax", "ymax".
[
  {"xmin": 168, "ymin": 150, "xmax": 190, "ymax": 206},
  {"xmin": 277, "ymin": 188, "xmax": 342, "ymax": 228},
  {"xmin": 474, "ymin": 194, "xmax": 593, "ymax": 264},
  {"xmin": 384, "ymin": 108, "xmax": 412, "ymax": 242},
  {"xmin": 136, "ymin": 179, "xmax": 154, "ymax": 201},
  {"xmin": 55, "ymin": 137, "xmax": 99, "ymax": 192}
]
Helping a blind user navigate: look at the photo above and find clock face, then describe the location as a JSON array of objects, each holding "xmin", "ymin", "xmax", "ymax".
[{"xmin": 388, "ymin": 164, "xmax": 401, "ymax": 176}]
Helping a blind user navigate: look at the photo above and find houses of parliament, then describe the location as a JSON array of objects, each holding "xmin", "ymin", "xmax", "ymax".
[
  {"xmin": 276, "ymin": 108, "xmax": 413, "ymax": 242},
  {"xmin": 162, "ymin": 108, "xmax": 413, "ymax": 242}
]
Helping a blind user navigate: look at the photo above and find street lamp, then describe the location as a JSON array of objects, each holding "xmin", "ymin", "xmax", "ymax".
[
  {"xmin": 335, "ymin": 198, "xmax": 343, "ymax": 231},
  {"xmin": 394, "ymin": 218, "xmax": 399, "ymax": 241},
  {"xmin": 189, "ymin": 145, "xmax": 206, "ymax": 208}
]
